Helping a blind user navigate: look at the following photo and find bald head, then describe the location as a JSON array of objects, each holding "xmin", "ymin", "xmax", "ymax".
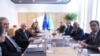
[{"xmin": 20, "ymin": 23, "xmax": 27, "ymax": 30}]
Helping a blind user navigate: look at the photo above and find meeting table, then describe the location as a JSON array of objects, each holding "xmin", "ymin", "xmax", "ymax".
[{"xmin": 23, "ymin": 32, "xmax": 100, "ymax": 56}]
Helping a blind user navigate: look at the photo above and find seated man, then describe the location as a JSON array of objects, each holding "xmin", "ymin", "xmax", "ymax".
[
  {"xmin": 15, "ymin": 23, "xmax": 34, "ymax": 53},
  {"xmin": 71, "ymin": 22, "xmax": 85, "ymax": 40},
  {"xmin": 57, "ymin": 22, "xmax": 66, "ymax": 33},
  {"xmin": 0, "ymin": 24, "xmax": 6, "ymax": 56},
  {"xmin": 79, "ymin": 20, "xmax": 100, "ymax": 52},
  {"xmin": 64, "ymin": 20, "xmax": 73, "ymax": 35},
  {"xmin": 0, "ymin": 17, "xmax": 21, "ymax": 56}
]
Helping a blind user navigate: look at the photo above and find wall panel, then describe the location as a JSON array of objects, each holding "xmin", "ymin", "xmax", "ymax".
[{"xmin": 18, "ymin": 12, "xmax": 66, "ymax": 29}]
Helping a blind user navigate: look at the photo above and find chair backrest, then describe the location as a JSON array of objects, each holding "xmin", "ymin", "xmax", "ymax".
[
  {"xmin": 8, "ymin": 28, "xmax": 14, "ymax": 37},
  {"xmin": 84, "ymin": 33, "xmax": 89, "ymax": 39}
]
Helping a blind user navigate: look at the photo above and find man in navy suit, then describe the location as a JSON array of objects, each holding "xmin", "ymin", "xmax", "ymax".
[
  {"xmin": 64, "ymin": 20, "xmax": 73, "ymax": 36},
  {"xmin": 71, "ymin": 22, "xmax": 85, "ymax": 40},
  {"xmin": 15, "ymin": 23, "xmax": 34, "ymax": 53},
  {"xmin": 0, "ymin": 17, "xmax": 21, "ymax": 56}
]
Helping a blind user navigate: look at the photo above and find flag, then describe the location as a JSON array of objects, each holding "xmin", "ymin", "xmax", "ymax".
[
  {"xmin": 42, "ymin": 13, "xmax": 49, "ymax": 30},
  {"xmin": 48, "ymin": 14, "xmax": 54, "ymax": 30}
]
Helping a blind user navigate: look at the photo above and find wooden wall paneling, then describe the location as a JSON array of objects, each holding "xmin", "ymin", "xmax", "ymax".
[
  {"xmin": 57, "ymin": 12, "xmax": 66, "ymax": 25},
  {"xmin": 51, "ymin": 13, "xmax": 57, "ymax": 29},
  {"xmin": 36, "ymin": 12, "xmax": 44, "ymax": 17},
  {"xmin": 27, "ymin": 12, "xmax": 37, "ymax": 28},
  {"xmin": 8, "ymin": 28, "xmax": 14, "ymax": 37},
  {"xmin": 18, "ymin": 13, "xmax": 28, "ymax": 28},
  {"xmin": 18, "ymin": 12, "xmax": 67, "ymax": 30},
  {"xmin": 55, "ymin": 13, "xmax": 66, "ymax": 29}
]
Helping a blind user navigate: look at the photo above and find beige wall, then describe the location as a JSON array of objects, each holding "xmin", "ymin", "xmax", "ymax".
[{"xmin": 18, "ymin": 12, "xmax": 67, "ymax": 29}]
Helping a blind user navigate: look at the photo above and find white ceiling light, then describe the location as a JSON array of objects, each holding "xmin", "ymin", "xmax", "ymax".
[
  {"xmin": 33, "ymin": 0, "xmax": 35, "ymax": 2},
  {"xmin": 19, "ymin": 0, "xmax": 22, "ymax": 3},
  {"xmin": 56, "ymin": 0, "xmax": 62, "ymax": 2}
]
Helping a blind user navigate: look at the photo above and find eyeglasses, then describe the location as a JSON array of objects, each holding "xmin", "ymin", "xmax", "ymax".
[
  {"xmin": 90, "ymin": 24, "xmax": 97, "ymax": 27},
  {"xmin": 3, "ymin": 23, "xmax": 9, "ymax": 25}
]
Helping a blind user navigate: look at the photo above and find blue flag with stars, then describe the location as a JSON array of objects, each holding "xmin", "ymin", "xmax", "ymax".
[{"xmin": 42, "ymin": 14, "xmax": 49, "ymax": 30}]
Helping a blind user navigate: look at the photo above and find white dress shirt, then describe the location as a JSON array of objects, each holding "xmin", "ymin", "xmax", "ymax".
[{"xmin": 0, "ymin": 47, "xmax": 2, "ymax": 56}]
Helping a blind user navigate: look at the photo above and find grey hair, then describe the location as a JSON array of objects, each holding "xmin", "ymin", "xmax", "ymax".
[{"xmin": 0, "ymin": 17, "xmax": 7, "ymax": 24}]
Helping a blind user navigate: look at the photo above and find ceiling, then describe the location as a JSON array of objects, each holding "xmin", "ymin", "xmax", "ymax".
[{"xmin": 11, "ymin": 0, "xmax": 71, "ymax": 4}]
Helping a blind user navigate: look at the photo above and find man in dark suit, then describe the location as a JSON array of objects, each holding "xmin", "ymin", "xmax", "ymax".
[
  {"xmin": 71, "ymin": 22, "xmax": 85, "ymax": 40},
  {"xmin": 79, "ymin": 20, "xmax": 100, "ymax": 52},
  {"xmin": 57, "ymin": 22, "xmax": 66, "ymax": 33},
  {"xmin": 64, "ymin": 20, "xmax": 73, "ymax": 35},
  {"xmin": 0, "ymin": 17, "xmax": 21, "ymax": 56},
  {"xmin": 2, "ymin": 37, "xmax": 21, "ymax": 56},
  {"xmin": 15, "ymin": 23, "xmax": 34, "ymax": 53}
]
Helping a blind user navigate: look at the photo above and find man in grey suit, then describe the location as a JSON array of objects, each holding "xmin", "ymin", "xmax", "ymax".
[{"xmin": 79, "ymin": 20, "xmax": 100, "ymax": 52}]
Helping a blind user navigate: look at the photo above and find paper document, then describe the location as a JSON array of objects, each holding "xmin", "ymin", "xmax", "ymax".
[
  {"xmin": 28, "ymin": 44, "xmax": 38, "ymax": 48},
  {"xmin": 38, "ymin": 44, "xmax": 43, "ymax": 47},
  {"xmin": 89, "ymin": 54, "xmax": 100, "ymax": 56},
  {"xmin": 28, "ymin": 44, "xmax": 43, "ymax": 48}
]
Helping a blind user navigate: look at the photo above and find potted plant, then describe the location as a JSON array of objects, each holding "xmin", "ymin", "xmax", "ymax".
[{"xmin": 65, "ymin": 13, "xmax": 77, "ymax": 21}]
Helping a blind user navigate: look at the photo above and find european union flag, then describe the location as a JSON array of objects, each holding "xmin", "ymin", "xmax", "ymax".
[{"xmin": 42, "ymin": 14, "xmax": 49, "ymax": 30}]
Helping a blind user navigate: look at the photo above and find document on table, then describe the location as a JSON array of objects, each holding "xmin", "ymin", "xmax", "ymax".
[
  {"xmin": 28, "ymin": 44, "xmax": 43, "ymax": 48},
  {"xmin": 89, "ymin": 54, "xmax": 100, "ymax": 56}
]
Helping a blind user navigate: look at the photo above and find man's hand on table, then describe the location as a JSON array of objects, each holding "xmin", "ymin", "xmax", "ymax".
[
  {"xmin": 28, "ymin": 37, "xmax": 34, "ymax": 42},
  {"xmin": 79, "ymin": 41, "xmax": 88, "ymax": 48}
]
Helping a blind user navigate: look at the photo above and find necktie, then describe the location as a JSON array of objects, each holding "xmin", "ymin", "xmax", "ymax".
[
  {"xmin": 23, "ymin": 31, "xmax": 28, "ymax": 39},
  {"xmin": 67, "ymin": 28, "xmax": 69, "ymax": 33}
]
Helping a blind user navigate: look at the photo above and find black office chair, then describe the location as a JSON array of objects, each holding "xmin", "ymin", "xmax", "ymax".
[{"xmin": 84, "ymin": 33, "xmax": 89, "ymax": 39}]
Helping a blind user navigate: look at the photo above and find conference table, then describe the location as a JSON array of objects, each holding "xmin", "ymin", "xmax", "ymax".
[{"xmin": 23, "ymin": 32, "xmax": 100, "ymax": 56}]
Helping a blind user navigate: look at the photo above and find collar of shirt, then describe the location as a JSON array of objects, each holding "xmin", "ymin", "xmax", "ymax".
[
  {"xmin": 94, "ymin": 30, "xmax": 99, "ymax": 36},
  {"xmin": 92, "ymin": 30, "xmax": 99, "ymax": 38},
  {"xmin": 23, "ymin": 30, "xmax": 26, "ymax": 32},
  {"xmin": 5, "ymin": 32, "xmax": 11, "ymax": 39},
  {"xmin": 5, "ymin": 32, "xmax": 8, "ymax": 37}
]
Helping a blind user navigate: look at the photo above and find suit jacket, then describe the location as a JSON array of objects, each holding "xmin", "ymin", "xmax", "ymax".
[
  {"xmin": 14, "ymin": 29, "xmax": 33, "ymax": 50},
  {"xmin": 1, "ymin": 37, "xmax": 21, "ymax": 56},
  {"xmin": 71, "ymin": 27, "xmax": 85, "ymax": 40},
  {"xmin": 64, "ymin": 26, "xmax": 73, "ymax": 35},
  {"xmin": 85, "ymin": 30, "xmax": 100, "ymax": 51},
  {"xmin": 57, "ymin": 25, "xmax": 66, "ymax": 33}
]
